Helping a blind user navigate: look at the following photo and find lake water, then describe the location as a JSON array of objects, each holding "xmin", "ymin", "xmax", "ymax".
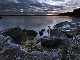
[{"xmin": 0, "ymin": 16, "xmax": 74, "ymax": 37}]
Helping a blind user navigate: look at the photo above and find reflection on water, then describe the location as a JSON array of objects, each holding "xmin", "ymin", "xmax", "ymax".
[
  {"xmin": 0, "ymin": 16, "xmax": 73, "ymax": 37},
  {"xmin": 0, "ymin": 16, "xmax": 72, "ymax": 32}
]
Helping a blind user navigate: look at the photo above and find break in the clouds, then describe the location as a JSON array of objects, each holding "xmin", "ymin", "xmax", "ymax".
[{"xmin": 38, "ymin": 0, "xmax": 66, "ymax": 5}]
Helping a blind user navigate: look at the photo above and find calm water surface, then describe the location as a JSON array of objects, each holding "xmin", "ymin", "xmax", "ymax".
[{"xmin": 0, "ymin": 16, "xmax": 73, "ymax": 37}]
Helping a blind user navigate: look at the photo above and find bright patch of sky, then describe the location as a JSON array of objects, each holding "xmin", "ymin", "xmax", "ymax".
[{"xmin": 38, "ymin": 0, "xmax": 70, "ymax": 5}]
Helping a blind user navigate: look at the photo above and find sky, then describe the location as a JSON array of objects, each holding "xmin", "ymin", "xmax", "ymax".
[
  {"xmin": 0, "ymin": 0, "xmax": 80, "ymax": 14},
  {"xmin": 38, "ymin": 0, "xmax": 80, "ymax": 6},
  {"xmin": 38, "ymin": 0, "xmax": 80, "ymax": 11},
  {"xmin": 9, "ymin": 0, "xmax": 19, "ymax": 3},
  {"xmin": 38, "ymin": 0, "xmax": 68, "ymax": 5}
]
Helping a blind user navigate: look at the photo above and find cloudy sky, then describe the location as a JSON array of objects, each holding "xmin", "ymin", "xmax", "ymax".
[
  {"xmin": 0, "ymin": 0, "xmax": 80, "ymax": 14},
  {"xmin": 37, "ymin": 0, "xmax": 80, "ymax": 6},
  {"xmin": 13, "ymin": 0, "xmax": 80, "ymax": 11},
  {"xmin": 38, "ymin": 0, "xmax": 80, "ymax": 11}
]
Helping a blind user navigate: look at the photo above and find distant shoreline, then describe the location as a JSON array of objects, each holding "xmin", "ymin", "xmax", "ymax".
[{"xmin": 0, "ymin": 15, "xmax": 58, "ymax": 16}]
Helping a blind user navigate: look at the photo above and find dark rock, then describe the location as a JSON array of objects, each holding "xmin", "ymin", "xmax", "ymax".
[
  {"xmin": 41, "ymin": 37, "xmax": 63, "ymax": 48},
  {"xmin": 23, "ymin": 29, "xmax": 38, "ymax": 37},
  {"xmin": 49, "ymin": 29, "xmax": 61, "ymax": 37},
  {"xmin": 39, "ymin": 29, "xmax": 45, "ymax": 36},
  {"xmin": 39, "ymin": 31, "xmax": 43, "ymax": 36},
  {"xmin": 0, "ymin": 17, "xmax": 2, "ymax": 19},
  {"xmin": 41, "ymin": 29, "xmax": 45, "ymax": 32},
  {"xmin": 0, "ymin": 27, "xmax": 38, "ymax": 44},
  {"xmin": 61, "ymin": 31, "xmax": 73, "ymax": 38},
  {"xmin": 0, "ymin": 27, "xmax": 27, "ymax": 44}
]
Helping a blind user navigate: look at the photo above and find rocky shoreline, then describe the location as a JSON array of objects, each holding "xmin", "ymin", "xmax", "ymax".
[
  {"xmin": 0, "ymin": 35, "xmax": 62, "ymax": 60},
  {"xmin": 0, "ymin": 21, "xmax": 80, "ymax": 60}
]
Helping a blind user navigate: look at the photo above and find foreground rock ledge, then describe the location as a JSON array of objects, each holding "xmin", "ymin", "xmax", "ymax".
[{"xmin": 0, "ymin": 35, "xmax": 62, "ymax": 60}]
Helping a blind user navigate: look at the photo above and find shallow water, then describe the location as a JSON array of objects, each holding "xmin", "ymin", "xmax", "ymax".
[{"xmin": 0, "ymin": 16, "xmax": 73, "ymax": 37}]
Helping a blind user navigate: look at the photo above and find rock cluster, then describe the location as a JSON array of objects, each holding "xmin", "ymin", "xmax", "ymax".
[
  {"xmin": 40, "ymin": 21, "xmax": 80, "ymax": 60},
  {"xmin": 41, "ymin": 21, "xmax": 80, "ymax": 46},
  {"xmin": 0, "ymin": 21, "xmax": 80, "ymax": 60},
  {"xmin": 0, "ymin": 35, "xmax": 62, "ymax": 60}
]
